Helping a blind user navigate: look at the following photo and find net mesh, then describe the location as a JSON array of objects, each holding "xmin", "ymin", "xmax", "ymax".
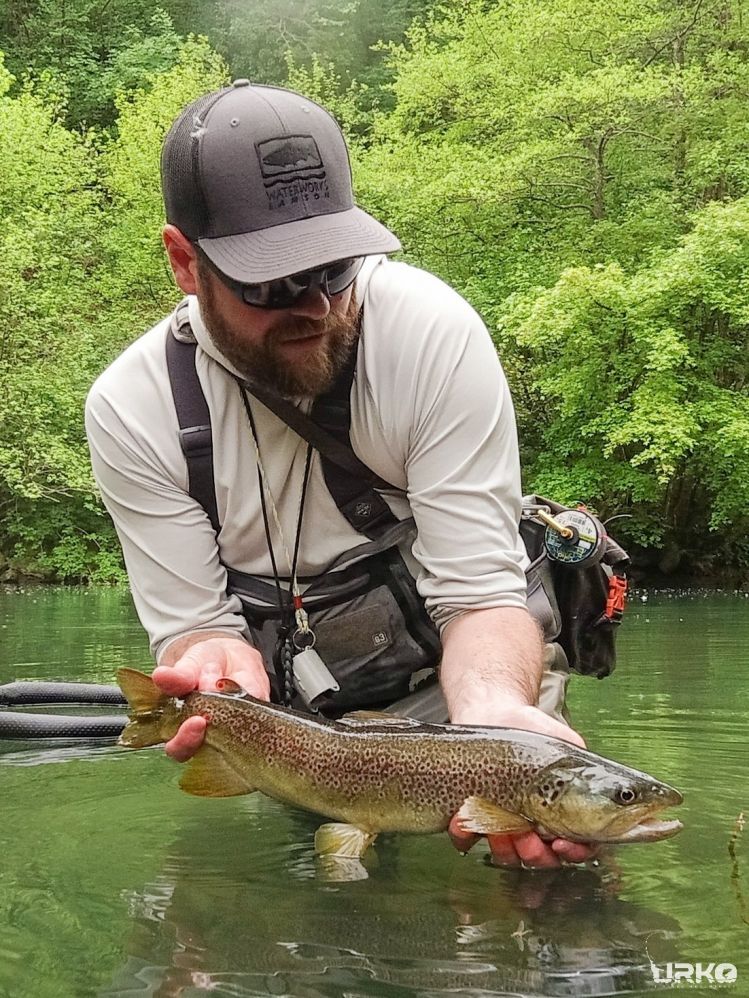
[{"xmin": 161, "ymin": 89, "xmax": 229, "ymax": 238}]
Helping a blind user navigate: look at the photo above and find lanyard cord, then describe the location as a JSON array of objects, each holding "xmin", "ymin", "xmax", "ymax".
[
  {"xmin": 291, "ymin": 446, "xmax": 314, "ymax": 605},
  {"xmin": 240, "ymin": 386, "xmax": 286, "ymax": 620},
  {"xmin": 238, "ymin": 383, "xmax": 314, "ymax": 632}
]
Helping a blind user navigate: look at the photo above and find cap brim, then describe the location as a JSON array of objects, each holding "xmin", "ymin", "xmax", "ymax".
[{"xmin": 197, "ymin": 206, "xmax": 401, "ymax": 282}]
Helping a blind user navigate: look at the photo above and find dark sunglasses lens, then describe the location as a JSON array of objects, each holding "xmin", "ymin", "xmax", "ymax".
[
  {"xmin": 325, "ymin": 257, "xmax": 364, "ymax": 294},
  {"xmin": 240, "ymin": 258, "xmax": 363, "ymax": 308},
  {"xmin": 241, "ymin": 282, "xmax": 285, "ymax": 308}
]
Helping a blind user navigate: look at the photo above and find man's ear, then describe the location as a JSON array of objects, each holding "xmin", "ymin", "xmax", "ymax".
[{"xmin": 163, "ymin": 225, "xmax": 198, "ymax": 294}]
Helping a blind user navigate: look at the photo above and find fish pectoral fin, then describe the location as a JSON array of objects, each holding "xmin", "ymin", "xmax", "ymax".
[
  {"xmin": 314, "ymin": 822, "xmax": 378, "ymax": 858},
  {"xmin": 179, "ymin": 745, "xmax": 256, "ymax": 798},
  {"xmin": 455, "ymin": 797, "xmax": 533, "ymax": 836}
]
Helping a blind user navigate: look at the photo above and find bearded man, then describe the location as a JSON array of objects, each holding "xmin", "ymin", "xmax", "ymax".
[{"xmin": 85, "ymin": 80, "xmax": 595, "ymax": 868}]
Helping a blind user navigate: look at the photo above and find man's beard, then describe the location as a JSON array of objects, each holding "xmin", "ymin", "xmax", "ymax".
[{"xmin": 198, "ymin": 272, "xmax": 360, "ymax": 398}]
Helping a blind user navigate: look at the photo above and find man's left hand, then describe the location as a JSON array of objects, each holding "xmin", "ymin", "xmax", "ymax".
[{"xmin": 447, "ymin": 702, "xmax": 598, "ymax": 869}]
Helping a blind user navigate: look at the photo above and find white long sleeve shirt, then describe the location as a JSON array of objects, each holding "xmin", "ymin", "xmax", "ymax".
[{"xmin": 85, "ymin": 256, "xmax": 528, "ymax": 661}]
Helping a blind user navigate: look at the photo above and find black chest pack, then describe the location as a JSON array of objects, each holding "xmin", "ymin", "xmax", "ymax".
[{"xmin": 165, "ymin": 299, "xmax": 629, "ymax": 711}]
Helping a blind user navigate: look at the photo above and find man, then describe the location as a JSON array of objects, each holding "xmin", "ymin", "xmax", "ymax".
[{"xmin": 86, "ymin": 80, "xmax": 595, "ymax": 868}]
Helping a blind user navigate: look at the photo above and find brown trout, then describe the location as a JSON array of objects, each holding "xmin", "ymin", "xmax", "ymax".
[{"xmin": 117, "ymin": 668, "xmax": 683, "ymax": 858}]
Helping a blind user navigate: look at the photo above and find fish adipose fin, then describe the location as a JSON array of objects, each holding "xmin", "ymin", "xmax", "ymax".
[
  {"xmin": 455, "ymin": 797, "xmax": 533, "ymax": 836},
  {"xmin": 314, "ymin": 822, "xmax": 378, "ymax": 858},
  {"xmin": 117, "ymin": 668, "xmax": 168, "ymax": 748},
  {"xmin": 179, "ymin": 745, "xmax": 256, "ymax": 798}
]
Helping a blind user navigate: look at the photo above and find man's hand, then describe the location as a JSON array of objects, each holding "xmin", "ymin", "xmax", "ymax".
[
  {"xmin": 152, "ymin": 634, "xmax": 269, "ymax": 762},
  {"xmin": 448, "ymin": 699, "xmax": 598, "ymax": 868},
  {"xmin": 440, "ymin": 608, "xmax": 597, "ymax": 869}
]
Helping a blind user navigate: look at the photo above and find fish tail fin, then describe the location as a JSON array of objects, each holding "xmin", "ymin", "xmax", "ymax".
[{"xmin": 117, "ymin": 668, "xmax": 169, "ymax": 748}]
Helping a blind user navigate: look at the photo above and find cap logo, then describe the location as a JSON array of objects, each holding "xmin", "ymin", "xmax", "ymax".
[
  {"xmin": 257, "ymin": 135, "xmax": 329, "ymax": 211},
  {"xmin": 258, "ymin": 136, "xmax": 323, "ymax": 182}
]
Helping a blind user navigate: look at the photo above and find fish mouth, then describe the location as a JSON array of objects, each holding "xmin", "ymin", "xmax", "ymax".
[
  {"xmin": 600, "ymin": 785, "xmax": 684, "ymax": 843},
  {"xmin": 609, "ymin": 814, "xmax": 683, "ymax": 843}
]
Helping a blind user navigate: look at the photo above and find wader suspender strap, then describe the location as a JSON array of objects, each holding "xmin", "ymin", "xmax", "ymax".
[
  {"xmin": 243, "ymin": 326, "xmax": 401, "ymax": 540},
  {"xmin": 165, "ymin": 299, "xmax": 402, "ymax": 541},
  {"xmin": 166, "ymin": 302, "xmax": 221, "ymax": 535}
]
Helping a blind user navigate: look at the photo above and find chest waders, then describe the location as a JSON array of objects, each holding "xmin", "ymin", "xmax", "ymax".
[{"xmin": 165, "ymin": 300, "xmax": 629, "ymax": 720}]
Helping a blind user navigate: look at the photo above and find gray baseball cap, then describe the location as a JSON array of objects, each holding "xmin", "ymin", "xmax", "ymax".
[{"xmin": 161, "ymin": 79, "xmax": 401, "ymax": 283}]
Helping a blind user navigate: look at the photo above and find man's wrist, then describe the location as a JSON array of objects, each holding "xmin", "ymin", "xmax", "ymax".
[
  {"xmin": 158, "ymin": 629, "xmax": 250, "ymax": 668},
  {"xmin": 450, "ymin": 692, "xmax": 531, "ymax": 726},
  {"xmin": 440, "ymin": 607, "xmax": 544, "ymax": 722}
]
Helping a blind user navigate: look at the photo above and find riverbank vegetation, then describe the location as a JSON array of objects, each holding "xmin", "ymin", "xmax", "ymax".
[{"xmin": 0, "ymin": 0, "xmax": 747, "ymax": 582}]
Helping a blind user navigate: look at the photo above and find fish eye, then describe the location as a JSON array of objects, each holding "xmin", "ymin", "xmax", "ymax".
[{"xmin": 614, "ymin": 788, "xmax": 638, "ymax": 805}]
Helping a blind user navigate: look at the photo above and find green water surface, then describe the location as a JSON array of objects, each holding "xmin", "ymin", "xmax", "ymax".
[{"xmin": 1, "ymin": 587, "xmax": 747, "ymax": 998}]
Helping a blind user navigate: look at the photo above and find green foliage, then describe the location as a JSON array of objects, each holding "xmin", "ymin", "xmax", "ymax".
[
  {"xmin": 102, "ymin": 36, "xmax": 228, "ymax": 312},
  {"xmin": 96, "ymin": 10, "xmax": 184, "ymax": 120},
  {"xmin": 0, "ymin": 42, "xmax": 227, "ymax": 580},
  {"xmin": 0, "ymin": 1, "xmax": 748, "ymax": 579},
  {"xmin": 0, "ymin": 0, "xmax": 432, "ymax": 128},
  {"xmin": 0, "ymin": 1, "xmax": 185, "ymax": 125},
  {"xmin": 500, "ymin": 198, "xmax": 749, "ymax": 559},
  {"xmin": 0, "ymin": 52, "xmax": 113, "ymax": 579},
  {"xmin": 351, "ymin": 0, "xmax": 749, "ymax": 574}
]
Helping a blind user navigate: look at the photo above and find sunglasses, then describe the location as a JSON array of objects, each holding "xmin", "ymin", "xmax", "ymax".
[{"xmin": 199, "ymin": 250, "xmax": 364, "ymax": 310}]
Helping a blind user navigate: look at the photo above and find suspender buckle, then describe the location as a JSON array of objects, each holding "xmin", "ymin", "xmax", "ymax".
[
  {"xmin": 178, "ymin": 425, "xmax": 213, "ymax": 458},
  {"xmin": 339, "ymin": 493, "xmax": 395, "ymax": 531}
]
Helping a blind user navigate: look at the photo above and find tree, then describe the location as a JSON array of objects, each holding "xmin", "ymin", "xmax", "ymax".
[
  {"xmin": 500, "ymin": 198, "xmax": 749, "ymax": 568},
  {"xmin": 0, "ymin": 53, "xmax": 120, "ymax": 578},
  {"xmin": 351, "ymin": 0, "xmax": 749, "ymax": 572},
  {"xmin": 0, "ymin": 0, "xmax": 433, "ymax": 128},
  {"xmin": 0, "ymin": 39, "xmax": 229, "ymax": 579},
  {"xmin": 101, "ymin": 36, "xmax": 228, "ymax": 311}
]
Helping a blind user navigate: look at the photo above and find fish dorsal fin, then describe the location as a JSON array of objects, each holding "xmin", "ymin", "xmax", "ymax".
[
  {"xmin": 455, "ymin": 796, "xmax": 533, "ymax": 836},
  {"xmin": 338, "ymin": 710, "xmax": 422, "ymax": 728},
  {"xmin": 179, "ymin": 744, "xmax": 256, "ymax": 798},
  {"xmin": 314, "ymin": 822, "xmax": 378, "ymax": 858},
  {"xmin": 117, "ymin": 668, "xmax": 164, "ymax": 713}
]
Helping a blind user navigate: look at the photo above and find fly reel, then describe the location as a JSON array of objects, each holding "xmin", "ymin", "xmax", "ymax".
[{"xmin": 538, "ymin": 507, "xmax": 606, "ymax": 566}]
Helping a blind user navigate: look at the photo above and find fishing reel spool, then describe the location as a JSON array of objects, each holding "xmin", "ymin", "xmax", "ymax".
[{"xmin": 537, "ymin": 506, "xmax": 607, "ymax": 567}]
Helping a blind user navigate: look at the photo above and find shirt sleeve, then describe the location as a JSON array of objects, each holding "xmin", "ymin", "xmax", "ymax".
[
  {"xmin": 85, "ymin": 351, "xmax": 250, "ymax": 662},
  {"xmin": 360, "ymin": 267, "xmax": 528, "ymax": 631}
]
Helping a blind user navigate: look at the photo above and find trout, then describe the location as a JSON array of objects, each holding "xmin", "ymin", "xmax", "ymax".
[{"xmin": 117, "ymin": 669, "xmax": 683, "ymax": 858}]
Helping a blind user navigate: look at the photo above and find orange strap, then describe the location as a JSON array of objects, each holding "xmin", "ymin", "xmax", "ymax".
[{"xmin": 605, "ymin": 575, "xmax": 627, "ymax": 621}]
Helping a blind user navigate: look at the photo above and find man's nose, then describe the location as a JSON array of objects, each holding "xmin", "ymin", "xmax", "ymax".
[{"xmin": 288, "ymin": 285, "xmax": 331, "ymax": 320}]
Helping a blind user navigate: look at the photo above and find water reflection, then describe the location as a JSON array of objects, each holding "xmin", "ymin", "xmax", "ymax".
[{"xmin": 103, "ymin": 808, "xmax": 681, "ymax": 998}]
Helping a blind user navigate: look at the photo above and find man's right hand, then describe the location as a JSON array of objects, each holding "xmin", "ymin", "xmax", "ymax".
[{"xmin": 152, "ymin": 635, "xmax": 269, "ymax": 762}]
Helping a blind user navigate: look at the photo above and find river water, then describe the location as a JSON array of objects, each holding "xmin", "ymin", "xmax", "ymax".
[{"xmin": 1, "ymin": 587, "xmax": 747, "ymax": 998}]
